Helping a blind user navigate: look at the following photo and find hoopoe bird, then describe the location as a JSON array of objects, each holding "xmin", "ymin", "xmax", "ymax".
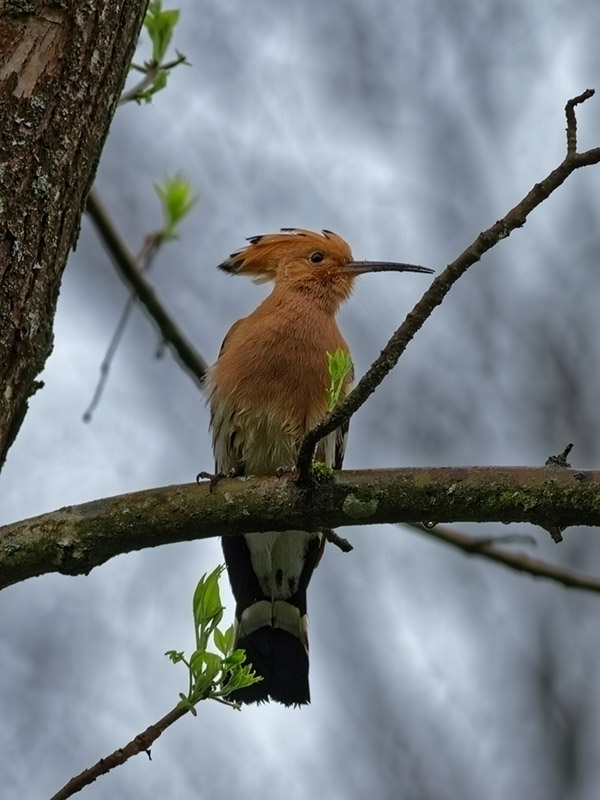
[{"xmin": 206, "ymin": 228, "xmax": 432, "ymax": 706}]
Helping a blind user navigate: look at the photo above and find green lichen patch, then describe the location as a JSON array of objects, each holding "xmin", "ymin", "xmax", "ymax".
[
  {"xmin": 311, "ymin": 461, "xmax": 335, "ymax": 484},
  {"xmin": 342, "ymin": 493, "xmax": 378, "ymax": 519}
]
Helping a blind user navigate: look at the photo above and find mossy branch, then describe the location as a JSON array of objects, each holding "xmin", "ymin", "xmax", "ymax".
[{"xmin": 2, "ymin": 466, "xmax": 600, "ymax": 590}]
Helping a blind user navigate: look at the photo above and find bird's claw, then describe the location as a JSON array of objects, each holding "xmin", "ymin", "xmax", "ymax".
[{"xmin": 196, "ymin": 470, "xmax": 231, "ymax": 492}]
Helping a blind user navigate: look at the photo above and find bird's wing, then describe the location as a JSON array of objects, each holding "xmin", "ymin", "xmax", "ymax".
[
  {"xmin": 334, "ymin": 419, "xmax": 349, "ymax": 470},
  {"xmin": 209, "ymin": 319, "xmax": 248, "ymax": 475},
  {"xmin": 334, "ymin": 365, "xmax": 353, "ymax": 470}
]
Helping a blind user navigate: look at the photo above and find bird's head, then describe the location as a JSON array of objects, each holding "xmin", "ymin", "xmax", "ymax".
[{"xmin": 218, "ymin": 228, "xmax": 433, "ymax": 311}]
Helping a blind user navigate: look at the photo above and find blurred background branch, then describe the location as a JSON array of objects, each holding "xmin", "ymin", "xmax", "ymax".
[
  {"xmin": 86, "ymin": 191, "xmax": 208, "ymax": 397},
  {"xmin": 406, "ymin": 522, "xmax": 600, "ymax": 594}
]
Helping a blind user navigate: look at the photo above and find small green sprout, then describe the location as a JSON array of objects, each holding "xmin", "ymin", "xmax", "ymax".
[
  {"xmin": 144, "ymin": 0, "xmax": 180, "ymax": 64},
  {"xmin": 154, "ymin": 175, "xmax": 198, "ymax": 241},
  {"xmin": 128, "ymin": 1, "xmax": 189, "ymax": 104},
  {"xmin": 165, "ymin": 565, "xmax": 261, "ymax": 712},
  {"xmin": 326, "ymin": 348, "xmax": 353, "ymax": 412}
]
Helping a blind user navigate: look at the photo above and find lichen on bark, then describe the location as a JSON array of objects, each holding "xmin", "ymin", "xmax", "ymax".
[{"xmin": 0, "ymin": 0, "xmax": 149, "ymax": 468}]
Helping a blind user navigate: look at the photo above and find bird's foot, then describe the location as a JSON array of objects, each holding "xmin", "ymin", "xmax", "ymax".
[{"xmin": 196, "ymin": 468, "xmax": 236, "ymax": 492}]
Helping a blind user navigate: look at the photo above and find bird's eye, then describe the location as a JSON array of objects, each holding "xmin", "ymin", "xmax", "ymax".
[{"xmin": 310, "ymin": 252, "xmax": 324, "ymax": 264}]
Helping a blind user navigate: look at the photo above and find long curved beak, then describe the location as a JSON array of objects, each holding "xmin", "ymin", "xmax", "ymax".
[{"xmin": 342, "ymin": 260, "xmax": 434, "ymax": 275}]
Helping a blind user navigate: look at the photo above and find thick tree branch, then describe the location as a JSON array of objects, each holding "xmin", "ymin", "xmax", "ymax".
[
  {"xmin": 49, "ymin": 705, "xmax": 188, "ymax": 800},
  {"xmin": 86, "ymin": 191, "xmax": 208, "ymax": 390},
  {"xmin": 2, "ymin": 466, "xmax": 600, "ymax": 591},
  {"xmin": 407, "ymin": 523, "xmax": 600, "ymax": 595},
  {"xmin": 296, "ymin": 90, "xmax": 600, "ymax": 477}
]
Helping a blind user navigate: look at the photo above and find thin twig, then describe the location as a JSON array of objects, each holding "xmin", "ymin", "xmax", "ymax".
[
  {"xmin": 119, "ymin": 55, "xmax": 188, "ymax": 105},
  {"xmin": 86, "ymin": 191, "xmax": 208, "ymax": 391},
  {"xmin": 408, "ymin": 522, "xmax": 600, "ymax": 595},
  {"xmin": 49, "ymin": 705, "xmax": 188, "ymax": 800},
  {"xmin": 565, "ymin": 89, "xmax": 594, "ymax": 156},
  {"xmin": 83, "ymin": 234, "xmax": 162, "ymax": 421},
  {"xmin": 296, "ymin": 91, "xmax": 600, "ymax": 479},
  {"xmin": 323, "ymin": 528, "xmax": 353, "ymax": 552}
]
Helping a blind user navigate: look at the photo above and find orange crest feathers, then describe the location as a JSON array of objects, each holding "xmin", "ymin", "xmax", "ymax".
[{"xmin": 217, "ymin": 228, "xmax": 353, "ymax": 284}]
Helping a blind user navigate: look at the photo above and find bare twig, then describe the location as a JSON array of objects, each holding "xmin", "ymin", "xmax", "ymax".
[
  {"xmin": 86, "ymin": 191, "xmax": 208, "ymax": 391},
  {"xmin": 565, "ymin": 89, "xmax": 594, "ymax": 156},
  {"xmin": 49, "ymin": 705, "xmax": 188, "ymax": 800},
  {"xmin": 83, "ymin": 233, "xmax": 162, "ymax": 421},
  {"xmin": 296, "ymin": 90, "xmax": 600, "ymax": 479},
  {"xmin": 409, "ymin": 522, "xmax": 600, "ymax": 595},
  {"xmin": 4, "ymin": 466, "xmax": 600, "ymax": 590},
  {"xmin": 323, "ymin": 528, "xmax": 353, "ymax": 552}
]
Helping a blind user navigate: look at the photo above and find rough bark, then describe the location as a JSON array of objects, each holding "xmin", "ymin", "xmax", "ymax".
[
  {"xmin": 0, "ymin": 0, "xmax": 148, "ymax": 468},
  {"xmin": 2, "ymin": 466, "xmax": 600, "ymax": 589}
]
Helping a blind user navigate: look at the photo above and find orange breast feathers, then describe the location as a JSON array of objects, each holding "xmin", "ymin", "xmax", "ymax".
[{"xmin": 207, "ymin": 290, "xmax": 350, "ymax": 475}]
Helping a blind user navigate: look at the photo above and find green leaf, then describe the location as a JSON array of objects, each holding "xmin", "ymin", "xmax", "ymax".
[
  {"xmin": 222, "ymin": 648, "xmax": 247, "ymax": 669},
  {"xmin": 213, "ymin": 625, "xmax": 237, "ymax": 657},
  {"xmin": 326, "ymin": 348, "xmax": 353, "ymax": 412},
  {"xmin": 193, "ymin": 566, "xmax": 225, "ymax": 627},
  {"xmin": 154, "ymin": 175, "xmax": 198, "ymax": 240},
  {"xmin": 188, "ymin": 651, "xmax": 222, "ymax": 701},
  {"xmin": 223, "ymin": 625, "xmax": 236, "ymax": 655},
  {"xmin": 165, "ymin": 649, "xmax": 185, "ymax": 664},
  {"xmin": 220, "ymin": 662, "xmax": 262, "ymax": 695},
  {"xmin": 213, "ymin": 627, "xmax": 227, "ymax": 655},
  {"xmin": 144, "ymin": 1, "xmax": 180, "ymax": 64},
  {"xmin": 189, "ymin": 650, "xmax": 221, "ymax": 679}
]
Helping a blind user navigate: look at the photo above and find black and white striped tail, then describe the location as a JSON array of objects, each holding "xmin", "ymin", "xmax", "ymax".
[
  {"xmin": 232, "ymin": 625, "xmax": 310, "ymax": 706},
  {"xmin": 222, "ymin": 531, "xmax": 324, "ymax": 706}
]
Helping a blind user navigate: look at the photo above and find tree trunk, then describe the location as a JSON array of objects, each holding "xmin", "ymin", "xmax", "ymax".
[{"xmin": 0, "ymin": 0, "xmax": 148, "ymax": 468}]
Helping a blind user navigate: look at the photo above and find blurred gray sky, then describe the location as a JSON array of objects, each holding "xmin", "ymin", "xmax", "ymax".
[{"xmin": 2, "ymin": 1, "xmax": 600, "ymax": 798}]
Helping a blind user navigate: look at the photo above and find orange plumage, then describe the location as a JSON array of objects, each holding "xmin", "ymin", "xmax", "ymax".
[{"xmin": 207, "ymin": 228, "xmax": 432, "ymax": 705}]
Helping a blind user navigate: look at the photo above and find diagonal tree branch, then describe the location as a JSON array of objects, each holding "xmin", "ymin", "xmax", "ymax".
[
  {"xmin": 49, "ymin": 705, "xmax": 188, "ymax": 800},
  {"xmin": 296, "ymin": 90, "xmax": 600, "ymax": 478},
  {"xmin": 406, "ymin": 523, "xmax": 600, "ymax": 595},
  {"xmin": 86, "ymin": 191, "xmax": 208, "ymax": 390},
  {"xmin": 3, "ymin": 466, "xmax": 600, "ymax": 591}
]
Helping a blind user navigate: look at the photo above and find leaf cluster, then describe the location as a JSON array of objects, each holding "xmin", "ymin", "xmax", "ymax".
[
  {"xmin": 130, "ymin": 1, "xmax": 189, "ymax": 104},
  {"xmin": 165, "ymin": 566, "xmax": 261, "ymax": 713}
]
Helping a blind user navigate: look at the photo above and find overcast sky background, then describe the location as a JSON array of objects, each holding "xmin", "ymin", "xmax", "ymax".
[{"xmin": 2, "ymin": 1, "xmax": 600, "ymax": 798}]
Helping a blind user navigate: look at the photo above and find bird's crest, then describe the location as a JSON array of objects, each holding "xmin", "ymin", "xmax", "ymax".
[{"xmin": 217, "ymin": 228, "xmax": 352, "ymax": 284}]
